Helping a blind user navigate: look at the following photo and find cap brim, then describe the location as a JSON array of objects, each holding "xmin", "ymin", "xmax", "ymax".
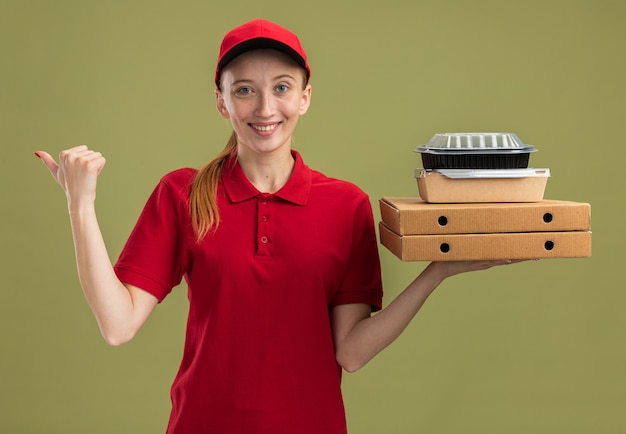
[{"xmin": 217, "ymin": 38, "xmax": 308, "ymax": 80}]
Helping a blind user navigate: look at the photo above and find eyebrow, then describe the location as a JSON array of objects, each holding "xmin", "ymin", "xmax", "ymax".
[{"xmin": 273, "ymin": 74, "xmax": 298, "ymax": 81}]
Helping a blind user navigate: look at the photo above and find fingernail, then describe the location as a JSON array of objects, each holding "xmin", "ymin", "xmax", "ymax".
[{"xmin": 34, "ymin": 152, "xmax": 42, "ymax": 158}]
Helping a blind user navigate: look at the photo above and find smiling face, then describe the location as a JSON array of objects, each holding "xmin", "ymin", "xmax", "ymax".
[{"xmin": 216, "ymin": 49, "xmax": 312, "ymax": 158}]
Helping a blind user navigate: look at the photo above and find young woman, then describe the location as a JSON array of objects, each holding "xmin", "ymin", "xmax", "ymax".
[{"xmin": 36, "ymin": 18, "xmax": 522, "ymax": 434}]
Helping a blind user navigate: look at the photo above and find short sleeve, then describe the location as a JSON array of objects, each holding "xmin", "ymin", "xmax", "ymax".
[
  {"xmin": 114, "ymin": 171, "xmax": 192, "ymax": 302},
  {"xmin": 332, "ymin": 196, "xmax": 384, "ymax": 311}
]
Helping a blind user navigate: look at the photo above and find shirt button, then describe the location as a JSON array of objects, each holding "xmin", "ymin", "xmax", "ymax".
[
  {"xmin": 260, "ymin": 199, "xmax": 268, "ymax": 205},
  {"xmin": 261, "ymin": 215, "xmax": 268, "ymax": 222},
  {"xmin": 260, "ymin": 236, "xmax": 269, "ymax": 244}
]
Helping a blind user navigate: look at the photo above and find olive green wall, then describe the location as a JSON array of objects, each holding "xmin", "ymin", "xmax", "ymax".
[{"xmin": 2, "ymin": 0, "xmax": 624, "ymax": 432}]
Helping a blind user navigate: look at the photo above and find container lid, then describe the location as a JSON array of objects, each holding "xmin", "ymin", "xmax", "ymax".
[
  {"xmin": 415, "ymin": 133, "xmax": 537, "ymax": 155},
  {"xmin": 415, "ymin": 168, "xmax": 551, "ymax": 179}
]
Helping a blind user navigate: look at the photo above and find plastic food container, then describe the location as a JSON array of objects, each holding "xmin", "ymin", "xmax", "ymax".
[
  {"xmin": 415, "ymin": 168, "xmax": 550, "ymax": 203},
  {"xmin": 415, "ymin": 133, "xmax": 537, "ymax": 169}
]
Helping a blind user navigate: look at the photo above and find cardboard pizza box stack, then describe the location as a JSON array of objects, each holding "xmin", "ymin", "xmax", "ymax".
[{"xmin": 379, "ymin": 133, "xmax": 592, "ymax": 261}]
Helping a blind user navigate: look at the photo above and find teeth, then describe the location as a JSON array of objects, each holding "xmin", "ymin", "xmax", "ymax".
[{"xmin": 252, "ymin": 124, "xmax": 277, "ymax": 132}]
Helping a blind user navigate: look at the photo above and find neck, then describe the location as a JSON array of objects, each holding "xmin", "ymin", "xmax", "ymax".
[{"xmin": 237, "ymin": 148, "xmax": 296, "ymax": 194}]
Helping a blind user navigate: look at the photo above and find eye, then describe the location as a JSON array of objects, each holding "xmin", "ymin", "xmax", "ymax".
[
  {"xmin": 275, "ymin": 84, "xmax": 289, "ymax": 93},
  {"xmin": 235, "ymin": 86, "xmax": 253, "ymax": 95}
]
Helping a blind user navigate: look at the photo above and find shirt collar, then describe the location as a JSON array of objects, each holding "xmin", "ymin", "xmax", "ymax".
[{"xmin": 222, "ymin": 150, "xmax": 311, "ymax": 205}]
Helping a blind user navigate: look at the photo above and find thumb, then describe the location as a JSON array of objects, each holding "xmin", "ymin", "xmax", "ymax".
[{"xmin": 34, "ymin": 151, "xmax": 60, "ymax": 182}]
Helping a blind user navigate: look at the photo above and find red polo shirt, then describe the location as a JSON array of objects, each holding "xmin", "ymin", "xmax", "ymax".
[{"xmin": 114, "ymin": 150, "xmax": 383, "ymax": 434}]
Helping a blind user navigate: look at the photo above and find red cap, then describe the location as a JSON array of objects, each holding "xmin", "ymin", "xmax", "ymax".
[{"xmin": 215, "ymin": 19, "xmax": 311, "ymax": 86}]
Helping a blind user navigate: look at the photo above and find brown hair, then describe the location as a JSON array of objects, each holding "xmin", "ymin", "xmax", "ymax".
[{"xmin": 190, "ymin": 131, "xmax": 237, "ymax": 241}]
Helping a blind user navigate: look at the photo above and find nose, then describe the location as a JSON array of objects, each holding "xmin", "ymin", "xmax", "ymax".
[{"xmin": 254, "ymin": 92, "xmax": 274, "ymax": 117}]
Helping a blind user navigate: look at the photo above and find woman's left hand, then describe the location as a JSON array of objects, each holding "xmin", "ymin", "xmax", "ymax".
[{"xmin": 427, "ymin": 259, "xmax": 533, "ymax": 280}]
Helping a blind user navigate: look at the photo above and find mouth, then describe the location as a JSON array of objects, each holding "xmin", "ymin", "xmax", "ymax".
[{"xmin": 250, "ymin": 123, "xmax": 280, "ymax": 133}]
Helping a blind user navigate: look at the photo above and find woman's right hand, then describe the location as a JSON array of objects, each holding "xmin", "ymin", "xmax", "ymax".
[{"xmin": 35, "ymin": 145, "xmax": 106, "ymax": 209}]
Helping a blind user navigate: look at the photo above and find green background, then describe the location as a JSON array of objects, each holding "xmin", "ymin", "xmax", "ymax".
[{"xmin": 2, "ymin": 0, "xmax": 624, "ymax": 432}]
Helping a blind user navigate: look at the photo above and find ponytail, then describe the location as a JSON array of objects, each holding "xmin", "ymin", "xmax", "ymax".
[{"xmin": 190, "ymin": 131, "xmax": 237, "ymax": 241}]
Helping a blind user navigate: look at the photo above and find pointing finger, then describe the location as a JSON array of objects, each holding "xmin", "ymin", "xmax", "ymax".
[{"xmin": 34, "ymin": 151, "xmax": 60, "ymax": 182}]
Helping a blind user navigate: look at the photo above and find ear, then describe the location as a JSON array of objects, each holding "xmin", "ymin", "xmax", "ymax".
[
  {"xmin": 298, "ymin": 84, "xmax": 312, "ymax": 116},
  {"xmin": 215, "ymin": 90, "xmax": 230, "ymax": 119}
]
